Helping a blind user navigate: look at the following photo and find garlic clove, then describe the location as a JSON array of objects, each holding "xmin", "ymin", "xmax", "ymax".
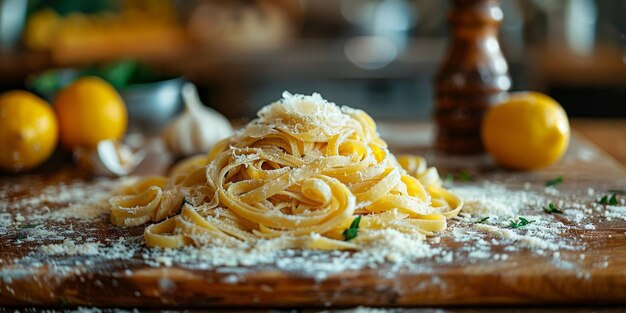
[
  {"xmin": 162, "ymin": 83, "xmax": 233, "ymax": 157},
  {"xmin": 74, "ymin": 140, "xmax": 146, "ymax": 177}
]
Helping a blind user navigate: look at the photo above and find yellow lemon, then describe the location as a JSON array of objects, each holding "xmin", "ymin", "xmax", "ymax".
[
  {"xmin": 0, "ymin": 91, "xmax": 58, "ymax": 172},
  {"xmin": 55, "ymin": 77, "xmax": 127, "ymax": 150},
  {"xmin": 481, "ymin": 92, "xmax": 570, "ymax": 170}
]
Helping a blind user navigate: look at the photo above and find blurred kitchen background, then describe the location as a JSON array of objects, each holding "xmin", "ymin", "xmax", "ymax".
[{"xmin": 0, "ymin": 0, "xmax": 625, "ymax": 125}]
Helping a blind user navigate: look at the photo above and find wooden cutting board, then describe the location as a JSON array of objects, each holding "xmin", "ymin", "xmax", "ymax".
[{"xmin": 1, "ymin": 127, "xmax": 625, "ymax": 309}]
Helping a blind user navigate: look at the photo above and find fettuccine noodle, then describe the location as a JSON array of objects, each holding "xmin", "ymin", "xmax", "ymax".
[{"xmin": 110, "ymin": 92, "xmax": 462, "ymax": 250}]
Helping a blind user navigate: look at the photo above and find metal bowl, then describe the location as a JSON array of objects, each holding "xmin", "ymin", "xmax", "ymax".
[{"xmin": 121, "ymin": 77, "xmax": 184, "ymax": 135}]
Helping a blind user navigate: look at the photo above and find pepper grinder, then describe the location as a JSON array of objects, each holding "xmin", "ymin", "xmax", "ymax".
[{"xmin": 434, "ymin": 0, "xmax": 511, "ymax": 154}]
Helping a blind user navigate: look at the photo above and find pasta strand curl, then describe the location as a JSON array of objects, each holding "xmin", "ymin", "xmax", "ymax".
[{"xmin": 110, "ymin": 92, "xmax": 462, "ymax": 249}]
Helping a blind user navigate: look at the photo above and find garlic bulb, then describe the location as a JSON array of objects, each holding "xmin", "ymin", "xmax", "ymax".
[{"xmin": 163, "ymin": 83, "xmax": 233, "ymax": 157}]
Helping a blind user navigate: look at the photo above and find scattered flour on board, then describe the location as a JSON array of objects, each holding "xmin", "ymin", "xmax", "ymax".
[
  {"xmin": 605, "ymin": 205, "xmax": 626, "ymax": 221},
  {"xmin": 139, "ymin": 229, "xmax": 441, "ymax": 281},
  {"xmin": 40, "ymin": 240, "xmax": 101, "ymax": 256},
  {"xmin": 1, "ymin": 177, "xmax": 134, "ymax": 224},
  {"xmin": 0, "ymin": 176, "xmax": 622, "ymax": 286},
  {"xmin": 452, "ymin": 181, "xmax": 541, "ymax": 219},
  {"xmin": 448, "ymin": 181, "xmax": 588, "ymax": 253}
]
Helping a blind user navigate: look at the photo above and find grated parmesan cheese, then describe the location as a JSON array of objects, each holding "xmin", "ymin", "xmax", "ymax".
[
  {"xmin": 41, "ymin": 240, "xmax": 100, "ymax": 256},
  {"xmin": 605, "ymin": 205, "xmax": 626, "ymax": 221}
]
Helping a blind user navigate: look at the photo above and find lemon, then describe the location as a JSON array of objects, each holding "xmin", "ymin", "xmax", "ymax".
[
  {"xmin": 0, "ymin": 91, "xmax": 58, "ymax": 172},
  {"xmin": 481, "ymin": 92, "xmax": 570, "ymax": 170},
  {"xmin": 55, "ymin": 77, "xmax": 127, "ymax": 150}
]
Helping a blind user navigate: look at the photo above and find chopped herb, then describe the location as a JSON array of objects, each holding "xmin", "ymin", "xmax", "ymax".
[
  {"xmin": 509, "ymin": 217, "xmax": 534, "ymax": 229},
  {"xmin": 16, "ymin": 234, "xmax": 25, "ymax": 241},
  {"xmin": 545, "ymin": 175, "xmax": 563, "ymax": 187},
  {"xmin": 598, "ymin": 194, "xmax": 619, "ymax": 205},
  {"xmin": 457, "ymin": 171, "xmax": 473, "ymax": 181},
  {"xmin": 609, "ymin": 194, "xmax": 618, "ymax": 205},
  {"xmin": 19, "ymin": 223, "xmax": 39, "ymax": 229},
  {"xmin": 543, "ymin": 202, "xmax": 563, "ymax": 214},
  {"xmin": 476, "ymin": 217, "xmax": 490, "ymax": 224},
  {"xmin": 342, "ymin": 216, "xmax": 362, "ymax": 241}
]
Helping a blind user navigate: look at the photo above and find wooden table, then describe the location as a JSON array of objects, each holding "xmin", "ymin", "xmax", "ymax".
[
  {"xmin": 1, "ymin": 120, "xmax": 625, "ymax": 310},
  {"xmin": 571, "ymin": 119, "xmax": 626, "ymax": 168}
]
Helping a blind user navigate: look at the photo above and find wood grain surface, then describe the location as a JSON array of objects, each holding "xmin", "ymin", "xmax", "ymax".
[
  {"xmin": 571, "ymin": 119, "xmax": 626, "ymax": 167},
  {"xmin": 1, "ymin": 125, "xmax": 625, "ymax": 309}
]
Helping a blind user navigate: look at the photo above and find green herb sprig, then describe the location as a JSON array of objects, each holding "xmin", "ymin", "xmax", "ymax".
[
  {"xmin": 343, "ymin": 216, "xmax": 362, "ymax": 241},
  {"xmin": 543, "ymin": 202, "xmax": 563, "ymax": 214},
  {"xmin": 545, "ymin": 175, "xmax": 563, "ymax": 187},
  {"xmin": 475, "ymin": 217, "xmax": 490, "ymax": 224},
  {"xmin": 598, "ymin": 194, "xmax": 619, "ymax": 206},
  {"xmin": 509, "ymin": 217, "xmax": 534, "ymax": 229}
]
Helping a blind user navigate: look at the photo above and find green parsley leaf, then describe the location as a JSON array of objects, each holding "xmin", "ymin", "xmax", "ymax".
[
  {"xmin": 476, "ymin": 217, "xmax": 490, "ymax": 224},
  {"xmin": 519, "ymin": 217, "xmax": 532, "ymax": 224},
  {"xmin": 543, "ymin": 202, "xmax": 563, "ymax": 214},
  {"xmin": 545, "ymin": 175, "xmax": 563, "ymax": 187},
  {"xmin": 509, "ymin": 217, "xmax": 534, "ymax": 229},
  {"xmin": 342, "ymin": 216, "xmax": 362, "ymax": 241},
  {"xmin": 598, "ymin": 193, "xmax": 619, "ymax": 205},
  {"xmin": 16, "ymin": 234, "xmax": 25, "ymax": 241}
]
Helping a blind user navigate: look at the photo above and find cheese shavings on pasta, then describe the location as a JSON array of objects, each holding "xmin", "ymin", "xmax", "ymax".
[{"xmin": 110, "ymin": 92, "xmax": 462, "ymax": 250}]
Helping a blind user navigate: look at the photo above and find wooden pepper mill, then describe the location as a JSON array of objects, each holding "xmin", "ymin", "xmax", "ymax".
[{"xmin": 434, "ymin": 0, "xmax": 511, "ymax": 154}]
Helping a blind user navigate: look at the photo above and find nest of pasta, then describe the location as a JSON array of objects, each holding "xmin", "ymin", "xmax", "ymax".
[{"xmin": 110, "ymin": 92, "xmax": 462, "ymax": 250}]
